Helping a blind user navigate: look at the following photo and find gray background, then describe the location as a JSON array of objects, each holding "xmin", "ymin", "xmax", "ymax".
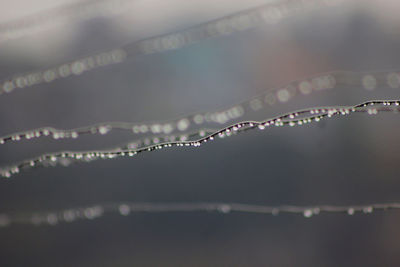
[{"xmin": 0, "ymin": 1, "xmax": 400, "ymax": 266}]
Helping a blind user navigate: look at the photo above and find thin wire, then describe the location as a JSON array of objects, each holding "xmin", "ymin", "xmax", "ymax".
[
  {"xmin": 1, "ymin": 201, "xmax": 398, "ymax": 227},
  {"xmin": 1, "ymin": 99, "xmax": 398, "ymax": 178},
  {"xmin": 0, "ymin": 0, "xmax": 342, "ymax": 95},
  {"xmin": 1, "ymin": 69, "xmax": 399, "ymax": 145}
]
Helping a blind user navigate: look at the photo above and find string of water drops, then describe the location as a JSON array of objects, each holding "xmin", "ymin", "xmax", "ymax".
[
  {"xmin": 118, "ymin": 128, "xmax": 220, "ymax": 151},
  {"xmin": 0, "ymin": 201, "xmax": 398, "ymax": 227},
  {"xmin": 0, "ymin": 0, "xmax": 342, "ymax": 95},
  {"xmin": 1, "ymin": 99, "xmax": 398, "ymax": 178},
  {"xmin": 0, "ymin": 127, "xmax": 221, "ymax": 176},
  {"xmin": 1, "ymin": 69, "xmax": 399, "ymax": 145}
]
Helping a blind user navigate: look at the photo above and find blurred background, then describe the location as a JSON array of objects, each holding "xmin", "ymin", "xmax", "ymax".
[{"xmin": 0, "ymin": 0, "xmax": 400, "ymax": 266}]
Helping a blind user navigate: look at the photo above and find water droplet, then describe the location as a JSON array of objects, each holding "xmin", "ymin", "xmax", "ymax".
[
  {"xmin": 177, "ymin": 119, "xmax": 190, "ymax": 131},
  {"xmin": 347, "ymin": 208, "xmax": 355, "ymax": 215},
  {"xmin": 0, "ymin": 215, "xmax": 10, "ymax": 227},
  {"xmin": 387, "ymin": 73, "xmax": 400, "ymax": 88},
  {"xmin": 71, "ymin": 132, "xmax": 78, "ymax": 138},
  {"xmin": 303, "ymin": 209, "xmax": 313, "ymax": 218},
  {"xmin": 264, "ymin": 93, "xmax": 276, "ymax": 105},
  {"xmin": 250, "ymin": 98, "xmax": 263, "ymax": 111},
  {"xmin": 43, "ymin": 70, "xmax": 56, "ymax": 82},
  {"xmin": 3, "ymin": 81, "xmax": 15, "ymax": 93},
  {"xmin": 193, "ymin": 114, "xmax": 204, "ymax": 124},
  {"xmin": 363, "ymin": 206, "xmax": 373, "ymax": 213},
  {"xmin": 362, "ymin": 75, "xmax": 377, "ymax": 90},
  {"xmin": 119, "ymin": 204, "xmax": 131, "ymax": 216},
  {"xmin": 63, "ymin": 210, "xmax": 76, "ymax": 222},
  {"xmin": 47, "ymin": 214, "xmax": 58, "ymax": 225},
  {"xmin": 99, "ymin": 126, "xmax": 111, "ymax": 135},
  {"xmin": 298, "ymin": 80, "xmax": 312, "ymax": 95},
  {"xmin": 271, "ymin": 208, "xmax": 279, "ymax": 216},
  {"xmin": 71, "ymin": 61, "xmax": 86, "ymax": 75},
  {"xmin": 218, "ymin": 205, "xmax": 231, "ymax": 214},
  {"xmin": 277, "ymin": 88, "xmax": 290, "ymax": 102}
]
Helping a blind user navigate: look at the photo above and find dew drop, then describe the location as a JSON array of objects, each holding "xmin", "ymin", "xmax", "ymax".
[
  {"xmin": 140, "ymin": 125, "xmax": 148, "ymax": 133},
  {"xmin": 58, "ymin": 64, "xmax": 71, "ymax": 77},
  {"xmin": 387, "ymin": 73, "xmax": 400, "ymax": 88},
  {"xmin": 0, "ymin": 215, "xmax": 10, "ymax": 227},
  {"xmin": 71, "ymin": 61, "xmax": 86, "ymax": 75},
  {"xmin": 63, "ymin": 210, "xmax": 76, "ymax": 222},
  {"xmin": 99, "ymin": 125, "xmax": 111, "ymax": 135},
  {"xmin": 250, "ymin": 98, "xmax": 263, "ymax": 111},
  {"xmin": 303, "ymin": 209, "xmax": 313, "ymax": 218},
  {"xmin": 313, "ymin": 208, "xmax": 320, "ymax": 215},
  {"xmin": 3, "ymin": 81, "xmax": 15, "ymax": 93},
  {"xmin": 193, "ymin": 114, "xmax": 204, "ymax": 124},
  {"xmin": 71, "ymin": 132, "xmax": 78, "ymax": 138},
  {"xmin": 271, "ymin": 208, "xmax": 279, "ymax": 216},
  {"xmin": 264, "ymin": 93, "xmax": 276, "ymax": 105},
  {"xmin": 111, "ymin": 49, "xmax": 127, "ymax": 63},
  {"xmin": 298, "ymin": 80, "xmax": 312, "ymax": 95},
  {"xmin": 177, "ymin": 119, "xmax": 190, "ymax": 131},
  {"xmin": 218, "ymin": 204, "xmax": 231, "ymax": 214},
  {"xmin": 363, "ymin": 206, "xmax": 373, "ymax": 213},
  {"xmin": 276, "ymin": 88, "xmax": 290, "ymax": 102},
  {"xmin": 47, "ymin": 214, "xmax": 58, "ymax": 225},
  {"xmin": 119, "ymin": 204, "xmax": 131, "ymax": 216},
  {"xmin": 43, "ymin": 70, "xmax": 56, "ymax": 82},
  {"xmin": 151, "ymin": 124, "xmax": 162, "ymax": 133},
  {"xmin": 162, "ymin": 124, "xmax": 173, "ymax": 134},
  {"xmin": 347, "ymin": 208, "xmax": 355, "ymax": 215},
  {"xmin": 362, "ymin": 75, "xmax": 377, "ymax": 90}
]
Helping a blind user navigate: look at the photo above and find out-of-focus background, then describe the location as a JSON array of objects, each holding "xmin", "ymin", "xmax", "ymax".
[{"xmin": 1, "ymin": 0, "xmax": 400, "ymax": 266}]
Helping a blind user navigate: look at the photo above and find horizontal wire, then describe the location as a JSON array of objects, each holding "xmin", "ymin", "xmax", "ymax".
[
  {"xmin": 1, "ymin": 201, "xmax": 399, "ymax": 227},
  {"xmin": 0, "ymin": 0, "xmax": 342, "ymax": 95},
  {"xmin": 1, "ymin": 99, "xmax": 398, "ymax": 178},
  {"xmin": 1, "ymin": 69, "xmax": 399, "ymax": 145}
]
